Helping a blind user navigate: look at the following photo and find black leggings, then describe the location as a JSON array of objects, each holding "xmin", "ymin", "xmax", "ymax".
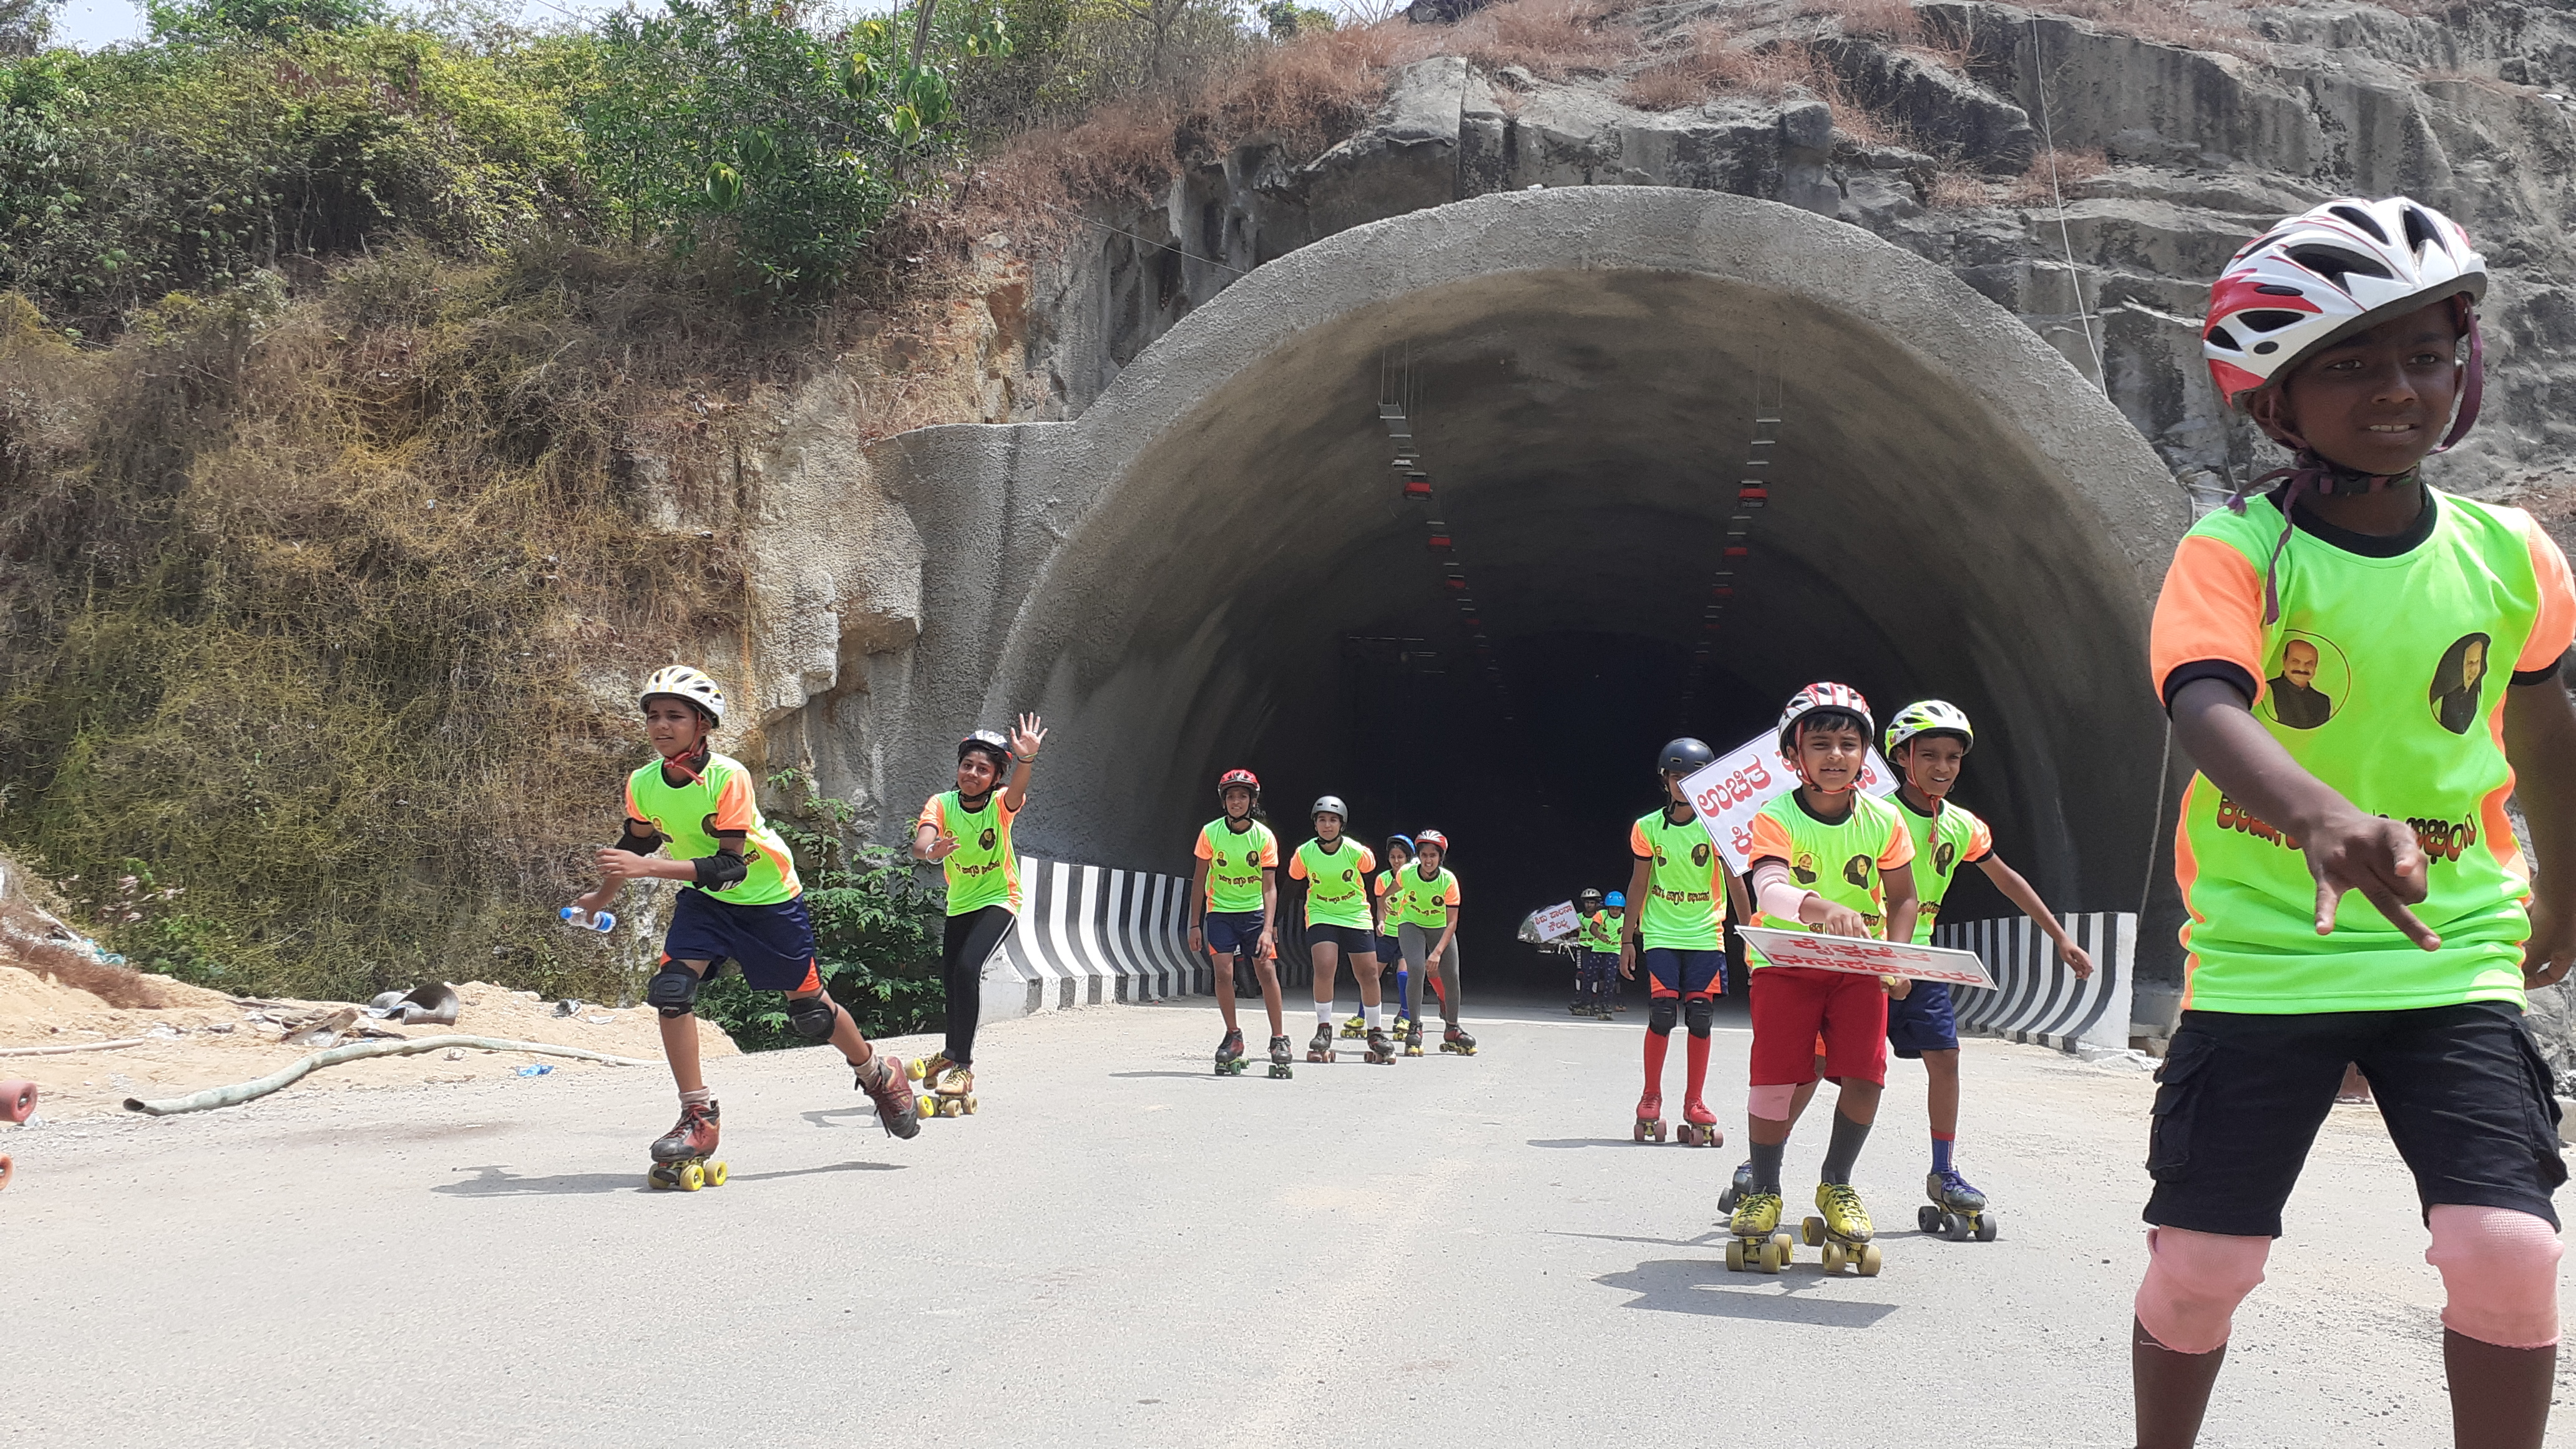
[{"xmin": 941, "ymin": 905, "xmax": 1016, "ymax": 1066}]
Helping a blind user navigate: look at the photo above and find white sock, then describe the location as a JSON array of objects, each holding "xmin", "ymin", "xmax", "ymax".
[
  {"xmin": 1365, "ymin": 1004, "xmax": 1383, "ymax": 1030},
  {"xmin": 1316, "ymin": 1002, "xmax": 1336, "ymax": 1024}
]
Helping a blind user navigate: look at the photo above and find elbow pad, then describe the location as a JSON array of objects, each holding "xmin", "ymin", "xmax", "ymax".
[
  {"xmin": 616, "ymin": 822, "xmax": 662, "ymax": 855},
  {"xmin": 693, "ymin": 851, "xmax": 749, "ymax": 891}
]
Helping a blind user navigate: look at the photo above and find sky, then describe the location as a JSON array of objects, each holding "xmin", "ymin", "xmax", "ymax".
[{"xmin": 49, "ymin": 0, "xmax": 624, "ymax": 49}]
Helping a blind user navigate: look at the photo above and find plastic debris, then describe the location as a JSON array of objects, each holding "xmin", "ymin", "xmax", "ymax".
[{"xmin": 515, "ymin": 1063, "xmax": 555, "ymax": 1078}]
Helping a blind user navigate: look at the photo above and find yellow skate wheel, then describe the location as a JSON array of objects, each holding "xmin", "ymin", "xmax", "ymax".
[
  {"xmin": 706, "ymin": 1161, "xmax": 728, "ymax": 1187},
  {"xmin": 905, "ymin": 1058, "xmax": 924, "ymax": 1081},
  {"xmin": 1772, "ymin": 1231, "xmax": 1796, "ymax": 1265},
  {"xmin": 1820, "ymin": 1241, "xmax": 1843, "ymax": 1273},
  {"xmin": 1802, "ymin": 1216, "xmax": 1825, "ymax": 1247},
  {"xmin": 646, "ymin": 1170, "xmax": 665, "ymax": 1189},
  {"xmin": 1760, "ymin": 1237, "xmax": 1787, "ymax": 1274},
  {"xmin": 1856, "ymin": 1244, "xmax": 1883, "ymax": 1276},
  {"xmin": 679, "ymin": 1162, "xmax": 705, "ymax": 1192},
  {"xmin": 1725, "ymin": 1239, "xmax": 1746, "ymax": 1272}
]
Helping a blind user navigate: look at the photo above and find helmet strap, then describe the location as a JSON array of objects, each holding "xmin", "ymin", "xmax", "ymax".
[{"xmin": 658, "ymin": 740, "xmax": 710, "ymax": 784}]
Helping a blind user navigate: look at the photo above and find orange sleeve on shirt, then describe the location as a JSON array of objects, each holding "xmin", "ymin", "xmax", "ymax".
[
  {"xmin": 710, "ymin": 771, "xmax": 759, "ymax": 833},
  {"xmin": 1258, "ymin": 836, "xmax": 1279, "ymax": 868},
  {"xmin": 1876, "ymin": 816, "xmax": 1916, "ymax": 869},
  {"xmin": 1747, "ymin": 812, "xmax": 1794, "ymax": 868},
  {"xmin": 1288, "ymin": 851, "xmax": 1310, "ymax": 881},
  {"xmin": 625, "ymin": 776, "xmax": 642, "ymax": 822},
  {"xmin": 917, "ymin": 794, "xmax": 944, "ymax": 832},
  {"xmin": 1964, "ymin": 812, "xmax": 1996, "ymax": 864},
  {"xmin": 1629, "ymin": 820, "xmax": 1651, "ymax": 858},
  {"xmin": 2150, "ymin": 534, "xmax": 2268, "ymax": 706},
  {"xmin": 1442, "ymin": 876, "xmax": 1460, "ymax": 905},
  {"xmin": 2519, "ymin": 515, "xmax": 2576, "ymax": 671},
  {"xmin": 1194, "ymin": 826, "xmax": 1215, "ymax": 861}
]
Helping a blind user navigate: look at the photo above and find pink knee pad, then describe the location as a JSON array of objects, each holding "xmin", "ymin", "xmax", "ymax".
[
  {"xmin": 1747, "ymin": 1083, "xmax": 1800, "ymax": 1120},
  {"xmin": 2426, "ymin": 1204, "xmax": 2563, "ymax": 1349},
  {"xmin": 2134, "ymin": 1227, "xmax": 2269, "ymax": 1355}
]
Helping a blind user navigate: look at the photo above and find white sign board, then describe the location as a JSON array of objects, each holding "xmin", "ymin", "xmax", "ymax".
[
  {"xmin": 1735, "ymin": 926, "xmax": 1997, "ymax": 990},
  {"xmin": 1677, "ymin": 729, "xmax": 1898, "ymax": 874},
  {"xmin": 1527, "ymin": 901, "xmax": 1581, "ymax": 942}
]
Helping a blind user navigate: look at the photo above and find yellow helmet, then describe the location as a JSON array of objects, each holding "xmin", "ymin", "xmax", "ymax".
[{"xmin": 640, "ymin": 665, "xmax": 725, "ymax": 726}]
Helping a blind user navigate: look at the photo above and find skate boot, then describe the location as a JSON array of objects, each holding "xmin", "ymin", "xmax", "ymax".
[
  {"xmin": 1717, "ymin": 1159, "xmax": 1756, "ymax": 1214},
  {"xmin": 1403, "ymin": 1023, "xmax": 1425, "ymax": 1057},
  {"xmin": 1267, "ymin": 1034, "xmax": 1296, "ymax": 1080},
  {"xmin": 647, "ymin": 1100, "xmax": 726, "ymax": 1190},
  {"xmin": 905, "ymin": 1051, "xmax": 952, "ymax": 1085},
  {"xmin": 1920, "ymin": 1168, "xmax": 1997, "ymax": 1242},
  {"xmin": 1364, "ymin": 1027, "xmax": 1397, "ymax": 1065},
  {"xmin": 1677, "ymin": 1096, "xmax": 1722, "ymax": 1148},
  {"xmin": 1803, "ymin": 1183, "xmax": 1883, "ymax": 1276},
  {"xmin": 1724, "ymin": 1189, "xmax": 1793, "ymax": 1274},
  {"xmin": 1214, "ymin": 1026, "xmax": 1248, "ymax": 1076},
  {"xmin": 1632, "ymin": 1090, "xmax": 1666, "ymax": 1144},
  {"xmin": 854, "ymin": 1053, "xmax": 922, "ymax": 1139},
  {"xmin": 921, "ymin": 1062, "xmax": 977, "ymax": 1120},
  {"xmin": 1439, "ymin": 1025, "xmax": 1478, "ymax": 1056},
  {"xmin": 1340, "ymin": 1013, "xmax": 1367, "ymax": 1039},
  {"xmin": 1307, "ymin": 1023, "xmax": 1338, "ymax": 1063}
]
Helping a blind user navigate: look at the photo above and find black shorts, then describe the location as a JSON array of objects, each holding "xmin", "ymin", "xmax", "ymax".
[
  {"xmin": 1201, "ymin": 909, "xmax": 1265, "ymax": 957},
  {"xmin": 2145, "ymin": 1002, "xmax": 2566, "ymax": 1237},
  {"xmin": 1305, "ymin": 923, "xmax": 1377, "ymax": 957},
  {"xmin": 1642, "ymin": 947, "xmax": 1724, "ymax": 997},
  {"xmin": 661, "ymin": 888, "xmax": 820, "ymax": 992}
]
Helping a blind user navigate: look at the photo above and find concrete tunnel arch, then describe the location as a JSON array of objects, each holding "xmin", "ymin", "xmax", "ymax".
[{"xmin": 875, "ymin": 187, "xmax": 2191, "ymax": 985}]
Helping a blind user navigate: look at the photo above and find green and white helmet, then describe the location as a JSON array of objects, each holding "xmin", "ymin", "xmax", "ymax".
[
  {"xmin": 640, "ymin": 665, "xmax": 726, "ymax": 726},
  {"xmin": 1884, "ymin": 699, "xmax": 1973, "ymax": 755}
]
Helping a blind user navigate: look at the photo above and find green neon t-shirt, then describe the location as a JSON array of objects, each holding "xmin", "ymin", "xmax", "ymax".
[
  {"xmin": 919, "ymin": 791, "xmax": 1020, "ymax": 915},
  {"xmin": 2149, "ymin": 488, "xmax": 2576, "ymax": 1013},
  {"xmin": 1582, "ymin": 909, "xmax": 1621, "ymax": 954},
  {"xmin": 1742, "ymin": 789, "xmax": 1913, "ymax": 968},
  {"xmin": 623, "ymin": 751, "xmax": 800, "ymax": 905},
  {"xmin": 1291, "ymin": 837, "xmax": 1378, "ymax": 929},
  {"xmin": 1388, "ymin": 864, "xmax": 1460, "ymax": 929},
  {"xmin": 1896, "ymin": 796, "xmax": 1994, "ymax": 944},
  {"xmin": 1196, "ymin": 817, "xmax": 1279, "ymax": 914},
  {"xmin": 1629, "ymin": 806, "xmax": 1728, "ymax": 950}
]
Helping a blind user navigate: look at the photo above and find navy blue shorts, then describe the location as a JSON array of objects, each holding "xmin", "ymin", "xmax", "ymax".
[
  {"xmin": 1306, "ymin": 923, "xmax": 1377, "ymax": 957},
  {"xmin": 1887, "ymin": 980, "xmax": 1959, "ymax": 1057},
  {"xmin": 1202, "ymin": 909, "xmax": 1266, "ymax": 957},
  {"xmin": 1377, "ymin": 935, "xmax": 1400, "ymax": 965},
  {"xmin": 1643, "ymin": 947, "xmax": 1724, "ymax": 997},
  {"xmin": 663, "ymin": 888, "xmax": 820, "ymax": 992}
]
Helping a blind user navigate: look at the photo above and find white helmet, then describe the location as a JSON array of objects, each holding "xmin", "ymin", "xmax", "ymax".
[
  {"xmin": 1885, "ymin": 699, "xmax": 1974, "ymax": 756},
  {"xmin": 2202, "ymin": 196, "xmax": 2486, "ymax": 421},
  {"xmin": 640, "ymin": 665, "xmax": 725, "ymax": 726},
  {"xmin": 1776, "ymin": 681, "xmax": 1873, "ymax": 759},
  {"xmin": 1311, "ymin": 795, "xmax": 1348, "ymax": 821}
]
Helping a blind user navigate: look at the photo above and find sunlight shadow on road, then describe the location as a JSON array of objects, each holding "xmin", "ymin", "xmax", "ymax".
[
  {"xmin": 431, "ymin": 1160, "xmax": 902, "ymax": 1196},
  {"xmin": 1596, "ymin": 1258, "xmax": 1900, "ymax": 1328},
  {"xmin": 1526, "ymin": 1138, "xmax": 1651, "ymax": 1149}
]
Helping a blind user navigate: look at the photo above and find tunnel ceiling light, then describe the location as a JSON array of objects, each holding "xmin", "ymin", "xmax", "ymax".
[
  {"xmin": 1403, "ymin": 480, "xmax": 1433, "ymax": 500},
  {"xmin": 1378, "ymin": 402, "xmax": 1405, "ymax": 419}
]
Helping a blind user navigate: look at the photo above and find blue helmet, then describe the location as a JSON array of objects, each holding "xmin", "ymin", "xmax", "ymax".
[{"xmin": 1604, "ymin": 892, "xmax": 1626, "ymax": 908}]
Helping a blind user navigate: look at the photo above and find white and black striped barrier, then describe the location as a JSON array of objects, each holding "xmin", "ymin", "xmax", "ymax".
[
  {"xmin": 1933, "ymin": 911, "xmax": 2135, "ymax": 1054},
  {"xmin": 981, "ymin": 857, "xmax": 1213, "ymax": 1022}
]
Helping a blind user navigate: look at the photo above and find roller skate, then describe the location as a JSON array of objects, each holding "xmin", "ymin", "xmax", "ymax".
[
  {"xmin": 1438, "ymin": 1025, "xmax": 1477, "ymax": 1056},
  {"xmin": 1267, "ymin": 1033, "xmax": 1295, "ymax": 1080},
  {"xmin": 1307, "ymin": 1023, "xmax": 1339, "ymax": 1063},
  {"xmin": 905, "ymin": 1051, "xmax": 952, "ymax": 1085},
  {"xmin": 1723, "ymin": 1188, "xmax": 1795, "ymax": 1274},
  {"xmin": 1632, "ymin": 1090, "xmax": 1666, "ymax": 1143},
  {"xmin": 1716, "ymin": 1159, "xmax": 1756, "ymax": 1213},
  {"xmin": 1677, "ymin": 1096, "xmax": 1722, "ymax": 1148},
  {"xmin": 920, "ymin": 1062, "xmax": 977, "ymax": 1120},
  {"xmin": 1403, "ymin": 1023, "xmax": 1425, "ymax": 1057},
  {"xmin": 1214, "ymin": 1026, "xmax": 1248, "ymax": 1076},
  {"xmin": 854, "ymin": 1053, "xmax": 922, "ymax": 1138},
  {"xmin": 1802, "ymin": 1183, "xmax": 1883, "ymax": 1276},
  {"xmin": 1364, "ymin": 1027, "xmax": 1397, "ymax": 1065},
  {"xmin": 1339, "ymin": 1013, "xmax": 1367, "ymax": 1039},
  {"xmin": 647, "ymin": 1100, "xmax": 727, "ymax": 1191},
  {"xmin": 1918, "ymin": 1168, "xmax": 1998, "ymax": 1242}
]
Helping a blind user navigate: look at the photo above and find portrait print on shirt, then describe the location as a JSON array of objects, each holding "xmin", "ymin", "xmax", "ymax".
[
  {"xmin": 2429, "ymin": 632, "xmax": 2492, "ymax": 735},
  {"xmin": 2261, "ymin": 630, "xmax": 2346, "ymax": 731}
]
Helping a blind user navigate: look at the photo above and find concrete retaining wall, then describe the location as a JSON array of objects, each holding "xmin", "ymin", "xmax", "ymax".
[
  {"xmin": 1934, "ymin": 912, "xmax": 2135, "ymax": 1053},
  {"xmin": 981, "ymin": 857, "xmax": 1211, "ymax": 1022}
]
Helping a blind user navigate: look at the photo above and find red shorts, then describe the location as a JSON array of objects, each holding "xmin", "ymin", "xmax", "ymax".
[{"xmin": 1749, "ymin": 967, "xmax": 1888, "ymax": 1087}]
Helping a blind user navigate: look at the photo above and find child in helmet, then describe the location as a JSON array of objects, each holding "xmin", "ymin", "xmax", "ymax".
[
  {"xmin": 1879, "ymin": 700, "xmax": 2094, "ymax": 1233},
  {"xmin": 572, "ymin": 666, "xmax": 919, "ymax": 1176},
  {"xmin": 1570, "ymin": 887, "xmax": 1608, "ymax": 1015},
  {"xmin": 1621, "ymin": 737, "xmax": 1753, "ymax": 1146},
  {"xmin": 909, "ymin": 713, "xmax": 1047, "ymax": 1114},
  {"xmin": 1191, "ymin": 769, "xmax": 1287, "ymax": 1073},
  {"xmin": 1292, "ymin": 796, "xmax": 1390, "ymax": 1063},
  {"xmin": 1583, "ymin": 890, "xmax": 1626, "ymax": 1017},
  {"xmin": 1727, "ymin": 685, "xmax": 1919, "ymax": 1268},
  {"xmin": 1373, "ymin": 834, "xmax": 1415, "ymax": 1035},
  {"xmin": 1389, "ymin": 831, "xmax": 1472, "ymax": 1055},
  {"xmin": 2135, "ymin": 196, "xmax": 2576, "ymax": 1448}
]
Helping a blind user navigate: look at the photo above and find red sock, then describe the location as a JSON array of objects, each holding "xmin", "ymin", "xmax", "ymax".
[
  {"xmin": 1642, "ymin": 1027, "xmax": 1670, "ymax": 1093},
  {"xmin": 1684, "ymin": 1030, "xmax": 1711, "ymax": 1103}
]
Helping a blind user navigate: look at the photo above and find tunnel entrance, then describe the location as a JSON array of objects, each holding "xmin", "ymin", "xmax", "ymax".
[{"xmin": 929, "ymin": 188, "xmax": 2187, "ymax": 991}]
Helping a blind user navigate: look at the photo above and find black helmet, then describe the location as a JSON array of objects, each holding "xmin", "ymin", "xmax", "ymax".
[
  {"xmin": 959, "ymin": 729, "xmax": 1013, "ymax": 769},
  {"xmin": 1657, "ymin": 737, "xmax": 1716, "ymax": 776}
]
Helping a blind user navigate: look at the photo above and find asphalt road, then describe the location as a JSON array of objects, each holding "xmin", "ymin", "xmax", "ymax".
[{"xmin": 5, "ymin": 995, "xmax": 2563, "ymax": 1448}]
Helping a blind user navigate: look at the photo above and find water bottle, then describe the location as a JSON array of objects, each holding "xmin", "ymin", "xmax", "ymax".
[{"xmin": 560, "ymin": 905, "xmax": 617, "ymax": 933}]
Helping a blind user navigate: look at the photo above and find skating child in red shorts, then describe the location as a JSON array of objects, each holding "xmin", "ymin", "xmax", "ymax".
[{"xmin": 1724, "ymin": 683, "xmax": 1918, "ymax": 1271}]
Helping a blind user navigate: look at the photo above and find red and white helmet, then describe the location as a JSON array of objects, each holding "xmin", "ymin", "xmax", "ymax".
[
  {"xmin": 1415, "ymin": 829, "xmax": 1449, "ymax": 853},
  {"xmin": 2202, "ymin": 196, "xmax": 2486, "ymax": 421},
  {"xmin": 1216, "ymin": 769, "xmax": 1261, "ymax": 799},
  {"xmin": 1776, "ymin": 681, "xmax": 1873, "ymax": 759}
]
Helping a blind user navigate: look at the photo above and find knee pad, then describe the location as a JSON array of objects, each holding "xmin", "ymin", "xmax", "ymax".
[
  {"xmin": 1647, "ymin": 998, "xmax": 1679, "ymax": 1036},
  {"xmin": 1747, "ymin": 1083, "xmax": 1799, "ymax": 1120},
  {"xmin": 1683, "ymin": 995, "xmax": 1714, "ymax": 1038},
  {"xmin": 2426, "ymin": 1204, "xmax": 2564, "ymax": 1349},
  {"xmin": 2134, "ymin": 1227, "xmax": 2270, "ymax": 1355},
  {"xmin": 646, "ymin": 963, "xmax": 701, "ymax": 1019},
  {"xmin": 786, "ymin": 993, "xmax": 840, "ymax": 1042}
]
